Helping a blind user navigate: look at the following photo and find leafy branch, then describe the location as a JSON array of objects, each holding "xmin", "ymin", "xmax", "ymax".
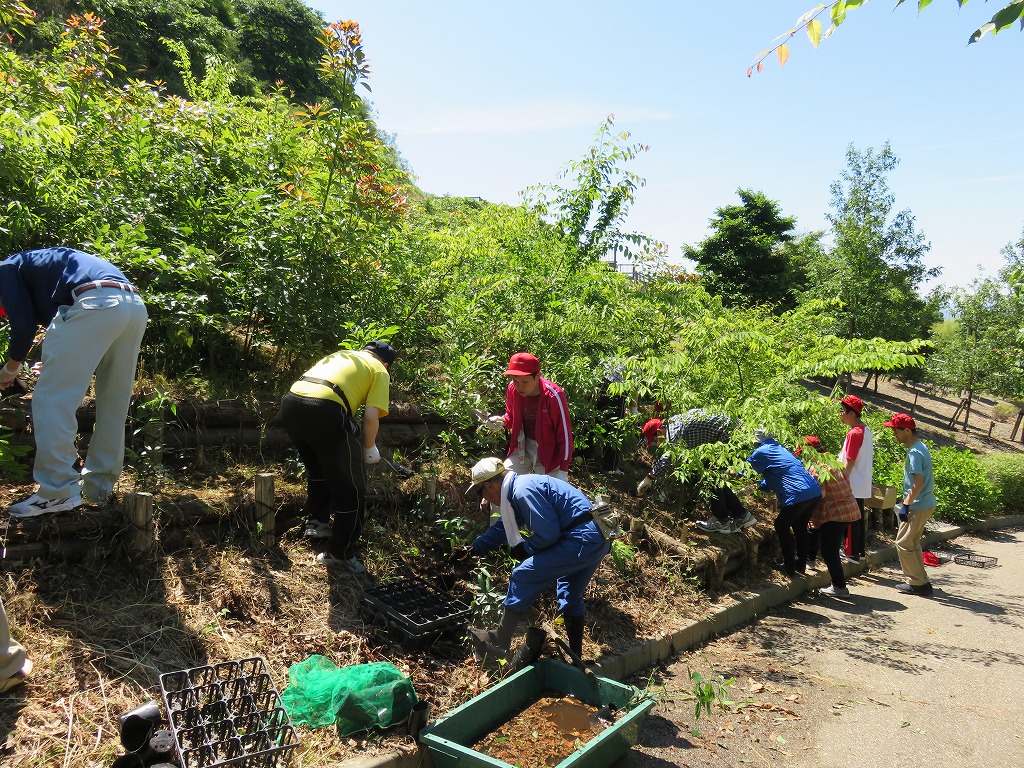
[{"xmin": 748, "ymin": 0, "xmax": 1023, "ymax": 77}]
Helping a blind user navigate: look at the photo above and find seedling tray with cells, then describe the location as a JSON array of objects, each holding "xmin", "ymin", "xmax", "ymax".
[
  {"xmin": 360, "ymin": 577, "xmax": 471, "ymax": 634},
  {"xmin": 159, "ymin": 656, "xmax": 299, "ymax": 768}
]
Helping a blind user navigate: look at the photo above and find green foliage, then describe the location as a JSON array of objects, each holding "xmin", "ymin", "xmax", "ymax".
[
  {"xmin": 0, "ymin": 14, "xmax": 410, "ymax": 384},
  {"xmin": 930, "ymin": 446, "xmax": 1000, "ymax": 523},
  {"xmin": 523, "ymin": 116, "xmax": 664, "ymax": 273},
  {"xmin": 0, "ymin": 429, "xmax": 30, "ymax": 480},
  {"xmin": 22, "ymin": 0, "xmax": 329, "ymax": 99},
  {"xmin": 684, "ymin": 188, "xmax": 806, "ymax": 311},
  {"xmin": 876, "ymin": 436, "xmax": 1000, "ymax": 524},
  {"xmin": 689, "ymin": 669, "xmax": 735, "ymax": 722},
  {"xmin": 803, "ymin": 143, "xmax": 940, "ymax": 343},
  {"xmin": 929, "ymin": 277, "xmax": 1024, "ymax": 403},
  {"xmin": 978, "ymin": 453, "xmax": 1024, "ymax": 512}
]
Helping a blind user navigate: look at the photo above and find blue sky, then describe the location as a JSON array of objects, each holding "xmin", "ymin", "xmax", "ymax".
[{"xmin": 311, "ymin": 1, "xmax": 1023, "ymax": 289}]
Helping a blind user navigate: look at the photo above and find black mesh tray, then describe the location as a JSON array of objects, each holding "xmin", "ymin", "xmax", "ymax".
[
  {"xmin": 953, "ymin": 553, "xmax": 998, "ymax": 568},
  {"xmin": 361, "ymin": 577, "xmax": 471, "ymax": 635},
  {"xmin": 159, "ymin": 657, "xmax": 299, "ymax": 768}
]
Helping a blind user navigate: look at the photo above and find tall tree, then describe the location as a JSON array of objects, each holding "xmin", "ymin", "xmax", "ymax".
[
  {"xmin": 805, "ymin": 143, "xmax": 940, "ymax": 342},
  {"xmin": 684, "ymin": 188, "xmax": 807, "ymax": 310}
]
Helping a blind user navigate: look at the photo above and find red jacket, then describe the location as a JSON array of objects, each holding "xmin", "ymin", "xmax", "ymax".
[{"xmin": 501, "ymin": 377, "xmax": 573, "ymax": 473}]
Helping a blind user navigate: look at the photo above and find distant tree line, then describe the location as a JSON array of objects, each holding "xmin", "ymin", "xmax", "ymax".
[{"xmin": 19, "ymin": 0, "xmax": 330, "ymax": 100}]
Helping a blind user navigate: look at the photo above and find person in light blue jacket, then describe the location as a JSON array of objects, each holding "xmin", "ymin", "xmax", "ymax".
[{"xmin": 746, "ymin": 432, "xmax": 822, "ymax": 575}]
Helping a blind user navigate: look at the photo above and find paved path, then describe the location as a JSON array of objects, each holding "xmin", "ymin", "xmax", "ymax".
[{"xmin": 618, "ymin": 528, "xmax": 1024, "ymax": 767}]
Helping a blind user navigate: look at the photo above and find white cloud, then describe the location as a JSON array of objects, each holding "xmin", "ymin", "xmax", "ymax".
[{"xmin": 389, "ymin": 101, "xmax": 675, "ymax": 136}]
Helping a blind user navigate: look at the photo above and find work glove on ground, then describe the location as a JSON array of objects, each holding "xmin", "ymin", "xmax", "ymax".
[
  {"xmin": 484, "ymin": 415, "xmax": 506, "ymax": 433},
  {"xmin": 636, "ymin": 475, "xmax": 654, "ymax": 496},
  {"xmin": 363, "ymin": 445, "xmax": 381, "ymax": 464},
  {"xmin": 898, "ymin": 504, "xmax": 910, "ymax": 523}
]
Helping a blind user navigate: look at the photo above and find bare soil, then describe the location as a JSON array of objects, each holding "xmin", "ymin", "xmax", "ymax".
[{"xmin": 0, "ymin": 375, "xmax": 1017, "ymax": 767}]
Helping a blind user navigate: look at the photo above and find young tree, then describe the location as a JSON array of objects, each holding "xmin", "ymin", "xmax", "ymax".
[
  {"xmin": 683, "ymin": 188, "xmax": 808, "ymax": 310},
  {"xmin": 804, "ymin": 143, "xmax": 940, "ymax": 342}
]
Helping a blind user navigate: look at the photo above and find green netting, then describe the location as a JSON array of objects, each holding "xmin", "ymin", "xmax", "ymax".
[{"xmin": 281, "ymin": 656, "xmax": 418, "ymax": 736}]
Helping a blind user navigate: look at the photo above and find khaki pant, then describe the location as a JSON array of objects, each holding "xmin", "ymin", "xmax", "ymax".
[
  {"xmin": 896, "ymin": 506, "xmax": 934, "ymax": 586},
  {"xmin": 0, "ymin": 596, "xmax": 29, "ymax": 684}
]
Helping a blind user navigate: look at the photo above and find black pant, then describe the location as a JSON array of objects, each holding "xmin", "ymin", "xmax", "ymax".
[
  {"xmin": 775, "ymin": 496, "xmax": 821, "ymax": 572},
  {"xmin": 815, "ymin": 521, "xmax": 848, "ymax": 589},
  {"xmin": 709, "ymin": 483, "xmax": 746, "ymax": 523},
  {"xmin": 280, "ymin": 393, "xmax": 366, "ymax": 558}
]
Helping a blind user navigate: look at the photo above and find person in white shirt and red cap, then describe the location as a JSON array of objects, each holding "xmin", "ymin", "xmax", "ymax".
[
  {"xmin": 482, "ymin": 352, "xmax": 573, "ymax": 480},
  {"xmin": 839, "ymin": 394, "xmax": 873, "ymax": 563}
]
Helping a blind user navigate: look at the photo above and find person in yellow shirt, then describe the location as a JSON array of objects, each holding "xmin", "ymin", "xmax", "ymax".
[{"xmin": 281, "ymin": 341, "xmax": 394, "ymax": 574}]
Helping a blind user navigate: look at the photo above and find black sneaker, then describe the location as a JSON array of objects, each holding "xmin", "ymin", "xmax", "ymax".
[{"xmin": 896, "ymin": 582, "xmax": 933, "ymax": 596}]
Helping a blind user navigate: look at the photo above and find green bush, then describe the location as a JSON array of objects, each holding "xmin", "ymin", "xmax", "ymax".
[
  {"xmin": 874, "ymin": 440, "xmax": 1000, "ymax": 524},
  {"xmin": 978, "ymin": 453, "xmax": 1024, "ymax": 513},
  {"xmin": 930, "ymin": 446, "xmax": 1000, "ymax": 524}
]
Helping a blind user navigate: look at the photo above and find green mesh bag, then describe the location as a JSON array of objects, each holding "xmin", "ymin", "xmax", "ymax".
[{"xmin": 281, "ymin": 656, "xmax": 418, "ymax": 736}]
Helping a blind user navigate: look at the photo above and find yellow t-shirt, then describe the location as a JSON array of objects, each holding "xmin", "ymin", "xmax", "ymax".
[{"xmin": 290, "ymin": 350, "xmax": 390, "ymax": 416}]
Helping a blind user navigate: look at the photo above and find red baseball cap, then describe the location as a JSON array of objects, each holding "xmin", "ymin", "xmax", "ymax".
[
  {"xmin": 503, "ymin": 352, "xmax": 540, "ymax": 376},
  {"xmin": 840, "ymin": 394, "xmax": 863, "ymax": 414},
  {"xmin": 642, "ymin": 418, "xmax": 664, "ymax": 447},
  {"xmin": 883, "ymin": 412, "xmax": 916, "ymax": 430},
  {"xmin": 795, "ymin": 435, "xmax": 822, "ymax": 455}
]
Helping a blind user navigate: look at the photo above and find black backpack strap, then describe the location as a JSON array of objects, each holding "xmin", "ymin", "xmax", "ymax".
[{"xmin": 299, "ymin": 376, "xmax": 353, "ymax": 415}]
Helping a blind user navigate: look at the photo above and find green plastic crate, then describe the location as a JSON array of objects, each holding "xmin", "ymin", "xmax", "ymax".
[{"xmin": 420, "ymin": 659, "xmax": 654, "ymax": 768}]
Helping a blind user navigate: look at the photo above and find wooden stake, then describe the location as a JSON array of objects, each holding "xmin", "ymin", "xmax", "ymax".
[
  {"xmin": 124, "ymin": 492, "xmax": 155, "ymax": 558},
  {"xmin": 253, "ymin": 473, "xmax": 276, "ymax": 545}
]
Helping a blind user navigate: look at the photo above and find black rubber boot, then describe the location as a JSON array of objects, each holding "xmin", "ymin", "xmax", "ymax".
[
  {"xmin": 469, "ymin": 609, "xmax": 527, "ymax": 668},
  {"xmin": 563, "ymin": 614, "xmax": 586, "ymax": 660}
]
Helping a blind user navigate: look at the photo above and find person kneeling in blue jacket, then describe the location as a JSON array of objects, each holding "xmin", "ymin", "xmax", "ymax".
[{"xmin": 460, "ymin": 457, "xmax": 610, "ymax": 667}]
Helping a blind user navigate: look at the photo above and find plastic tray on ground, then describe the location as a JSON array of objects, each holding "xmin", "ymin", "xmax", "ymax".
[
  {"xmin": 159, "ymin": 657, "xmax": 299, "ymax": 768},
  {"xmin": 421, "ymin": 658, "xmax": 655, "ymax": 768},
  {"xmin": 952, "ymin": 553, "xmax": 998, "ymax": 568},
  {"xmin": 360, "ymin": 577, "xmax": 471, "ymax": 648}
]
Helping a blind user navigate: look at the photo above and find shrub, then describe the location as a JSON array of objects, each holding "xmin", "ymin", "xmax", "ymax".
[
  {"xmin": 992, "ymin": 403, "xmax": 1017, "ymax": 422},
  {"xmin": 930, "ymin": 446, "xmax": 1000, "ymax": 524},
  {"xmin": 978, "ymin": 453, "xmax": 1024, "ymax": 513},
  {"xmin": 874, "ymin": 440, "xmax": 1000, "ymax": 524}
]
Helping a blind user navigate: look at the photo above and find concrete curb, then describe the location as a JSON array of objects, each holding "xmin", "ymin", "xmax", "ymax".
[{"xmin": 331, "ymin": 514, "xmax": 1024, "ymax": 768}]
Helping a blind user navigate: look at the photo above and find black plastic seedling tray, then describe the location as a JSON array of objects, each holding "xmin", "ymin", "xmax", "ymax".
[
  {"xmin": 361, "ymin": 577, "xmax": 471, "ymax": 648},
  {"xmin": 159, "ymin": 657, "xmax": 299, "ymax": 768},
  {"xmin": 953, "ymin": 553, "xmax": 998, "ymax": 568}
]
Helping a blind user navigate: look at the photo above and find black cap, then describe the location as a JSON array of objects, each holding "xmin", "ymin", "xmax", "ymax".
[{"xmin": 363, "ymin": 340, "xmax": 396, "ymax": 366}]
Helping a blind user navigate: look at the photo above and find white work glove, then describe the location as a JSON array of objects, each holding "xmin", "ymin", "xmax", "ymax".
[
  {"xmin": 363, "ymin": 445, "xmax": 381, "ymax": 464},
  {"xmin": 637, "ymin": 475, "xmax": 654, "ymax": 496},
  {"xmin": 0, "ymin": 362, "xmax": 19, "ymax": 388},
  {"xmin": 484, "ymin": 415, "xmax": 506, "ymax": 433}
]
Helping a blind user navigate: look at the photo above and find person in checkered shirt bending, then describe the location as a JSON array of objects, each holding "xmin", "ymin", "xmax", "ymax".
[{"xmin": 637, "ymin": 409, "xmax": 757, "ymax": 534}]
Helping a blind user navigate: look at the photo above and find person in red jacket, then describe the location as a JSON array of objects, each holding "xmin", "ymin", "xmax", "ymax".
[{"xmin": 483, "ymin": 352, "xmax": 573, "ymax": 479}]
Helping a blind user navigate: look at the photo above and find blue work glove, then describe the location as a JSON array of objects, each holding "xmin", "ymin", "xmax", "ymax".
[
  {"xmin": 509, "ymin": 542, "xmax": 529, "ymax": 562},
  {"xmin": 898, "ymin": 504, "xmax": 910, "ymax": 524}
]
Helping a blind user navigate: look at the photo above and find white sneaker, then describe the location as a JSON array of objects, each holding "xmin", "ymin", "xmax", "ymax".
[
  {"xmin": 9, "ymin": 493, "xmax": 83, "ymax": 519},
  {"xmin": 315, "ymin": 552, "xmax": 366, "ymax": 574},
  {"xmin": 732, "ymin": 511, "xmax": 758, "ymax": 530},
  {"xmin": 303, "ymin": 519, "xmax": 333, "ymax": 539},
  {"xmin": 695, "ymin": 516, "xmax": 734, "ymax": 534},
  {"xmin": 820, "ymin": 584, "xmax": 851, "ymax": 597}
]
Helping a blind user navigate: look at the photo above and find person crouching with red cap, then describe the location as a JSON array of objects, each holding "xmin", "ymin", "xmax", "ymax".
[{"xmin": 482, "ymin": 352, "xmax": 573, "ymax": 480}]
